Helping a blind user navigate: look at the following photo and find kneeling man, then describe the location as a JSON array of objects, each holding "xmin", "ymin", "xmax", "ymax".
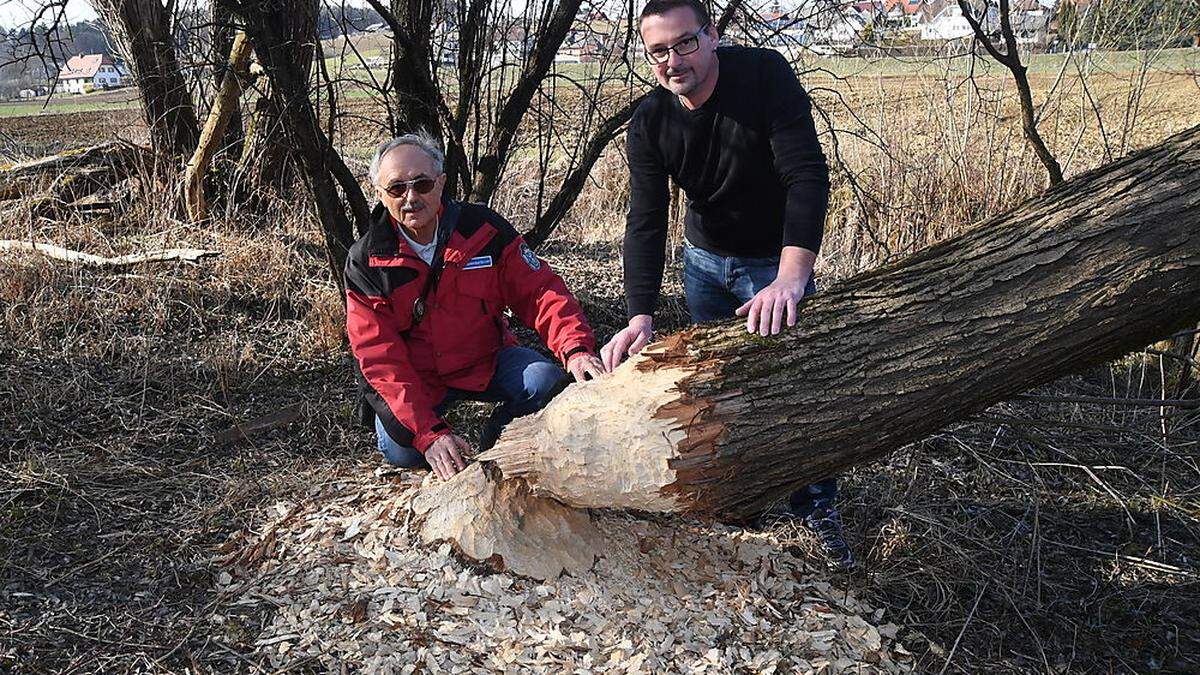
[{"xmin": 346, "ymin": 132, "xmax": 603, "ymax": 480}]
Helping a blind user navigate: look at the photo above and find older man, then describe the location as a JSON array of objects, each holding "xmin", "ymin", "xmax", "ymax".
[
  {"xmin": 346, "ymin": 132, "xmax": 604, "ymax": 480},
  {"xmin": 599, "ymin": 0, "xmax": 852, "ymax": 568}
]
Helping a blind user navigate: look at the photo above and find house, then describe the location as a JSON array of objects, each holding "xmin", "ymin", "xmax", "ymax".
[
  {"xmin": 54, "ymin": 53, "xmax": 127, "ymax": 94},
  {"xmin": 880, "ymin": 0, "xmax": 927, "ymax": 30},
  {"xmin": 555, "ymin": 31, "xmax": 610, "ymax": 63},
  {"xmin": 920, "ymin": 0, "xmax": 1048, "ymax": 48},
  {"xmin": 806, "ymin": 3, "xmax": 870, "ymax": 49},
  {"xmin": 1008, "ymin": 0, "xmax": 1055, "ymax": 48},
  {"xmin": 920, "ymin": 3, "xmax": 981, "ymax": 41},
  {"xmin": 556, "ymin": 11, "xmax": 621, "ymax": 64}
]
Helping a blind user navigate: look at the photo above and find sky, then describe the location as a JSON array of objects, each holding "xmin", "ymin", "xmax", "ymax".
[{"xmin": 0, "ymin": 0, "xmax": 97, "ymax": 31}]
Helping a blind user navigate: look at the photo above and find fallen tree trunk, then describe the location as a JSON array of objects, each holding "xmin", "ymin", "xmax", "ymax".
[
  {"xmin": 0, "ymin": 142, "xmax": 151, "ymax": 201},
  {"xmin": 415, "ymin": 125, "xmax": 1200, "ymax": 579}
]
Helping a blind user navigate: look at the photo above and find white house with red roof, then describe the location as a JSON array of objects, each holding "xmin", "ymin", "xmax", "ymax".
[{"xmin": 54, "ymin": 53, "xmax": 128, "ymax": 94}]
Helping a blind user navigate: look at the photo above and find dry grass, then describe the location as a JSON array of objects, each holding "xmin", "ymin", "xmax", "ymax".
[{"xmin": 1, "ymin": 55, "xmax": 1199, "ymax": 672}]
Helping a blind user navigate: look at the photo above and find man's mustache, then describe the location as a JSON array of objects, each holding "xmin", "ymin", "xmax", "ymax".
[{"xmin": 401, "ymin": 200, "xmax": 425, "ymax": 213}]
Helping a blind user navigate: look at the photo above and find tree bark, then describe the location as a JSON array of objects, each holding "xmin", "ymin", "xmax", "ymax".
[
  {"xmin": 389, "ymin": 0, "xmax": 442, "ymax": 137},
  {"xmin": 415, "ymin": 124, "xmax": 1200, "ymax": 579},
  {"xmin": 220, "ymin": 0, "xmax": 369, "ymax": 286},
  {"xmin": 234, "ymin": 89, "xmax": 296, "ymax": 198},
  {"xmin": 93, "ymin": 0, "xmax": 200, "ymax": 160}
]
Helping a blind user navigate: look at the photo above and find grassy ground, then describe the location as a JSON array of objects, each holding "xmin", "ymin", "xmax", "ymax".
[
  {"xmin": 0, "ymin": 88, "xmax": 139, "ymax": 118},
  {"xmin": 1, "ymin": 57, "xmax": 1199, "ymax": 672}
]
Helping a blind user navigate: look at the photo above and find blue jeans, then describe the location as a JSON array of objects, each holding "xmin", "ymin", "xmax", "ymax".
[
  {"xmin": 376, "ymin": 346, "xmax": 567, "ymax": 468},
  {"xmin": 682, "ymin": 241, "xmax": 837, "ymax": 518}
]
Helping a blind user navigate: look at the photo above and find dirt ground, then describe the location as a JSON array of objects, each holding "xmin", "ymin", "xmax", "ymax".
[{"xmin": 1, "ymin": 81, "xmax": 1199, "ymax": 672}]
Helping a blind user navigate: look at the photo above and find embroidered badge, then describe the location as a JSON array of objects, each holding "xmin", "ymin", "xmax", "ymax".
[
  {"xmin": 519, "ymin": 243, "xmax": 542, "ymax": 271},
  {"xmin": 463, "ymin": 255, "xmax": 493, "ymax": 270}
]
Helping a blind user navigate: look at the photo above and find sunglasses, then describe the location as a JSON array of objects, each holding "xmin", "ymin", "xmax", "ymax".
[{"xmin": 383, "ymin": 176, "xmax": 437, "ymax": 198}]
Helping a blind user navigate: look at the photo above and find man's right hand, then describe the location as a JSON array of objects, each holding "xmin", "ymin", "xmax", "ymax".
[
  {"xmin": 600, "ymin": 314, "xmax": 654, "ymax": 372},
  {"xmin": 426, "ymin": 433, "xmax": 469, "ymax": 481}
]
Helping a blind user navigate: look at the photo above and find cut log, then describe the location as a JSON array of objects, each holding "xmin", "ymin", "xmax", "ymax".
[{"xmin": 414, "ymin": 125, "xmax": 1200, "ymax": 579}]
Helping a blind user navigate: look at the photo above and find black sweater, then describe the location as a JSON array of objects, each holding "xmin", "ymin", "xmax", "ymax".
[{"xmin": 623, "ymin": 46, "xmax": 830, "ymax": 318}]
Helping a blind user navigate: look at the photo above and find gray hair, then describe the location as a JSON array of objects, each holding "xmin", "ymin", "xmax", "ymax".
[{"xmin": 368, "ymin": 131, "xmax": 445, "ymax": 186}]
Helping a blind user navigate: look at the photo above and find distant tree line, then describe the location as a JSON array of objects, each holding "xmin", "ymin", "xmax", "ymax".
[{"xmin": 1056, "ymin": 0, "xmax": 1200, "ymax": 50}]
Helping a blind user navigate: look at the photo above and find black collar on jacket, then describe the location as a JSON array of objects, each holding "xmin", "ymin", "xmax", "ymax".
[{"xmin": 367, "ymin": 196, "xmax": 455, "ymax": 258}]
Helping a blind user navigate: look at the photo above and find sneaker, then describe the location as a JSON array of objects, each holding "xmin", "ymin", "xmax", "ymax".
[{"xmin": 804, "ymin": 507, "xmax": 856, "ymax": 571}]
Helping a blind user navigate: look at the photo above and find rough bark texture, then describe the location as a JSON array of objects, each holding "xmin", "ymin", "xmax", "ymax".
[
  {"xmin": 389, "ymin": 0, "xmax": 442, "ymax": 137},
  {"xmin": 234, "ymin": 90, "xmax": 295, "ymax": 198},
  {"xmin": 93, "ymin": 0, "xmax": 200, "ymax": 159},
  {"xmin": 483, "ymin": 124, "xmax": 1200, "ymax": 524}
]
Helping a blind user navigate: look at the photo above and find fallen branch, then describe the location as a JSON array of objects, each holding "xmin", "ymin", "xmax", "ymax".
[
  {"xmin": 0, "ymin": 241, "xmax": 220, "ymax": 268},
  {"xmin": 0, "ymin": 141, "xmax": 152, "ymax": 201},
  {"xmin": 214, "ymin": 403, "xmax": 304, "ymax": 445},
  {"xmin": 1014, "ymin": 394, "xmax": 1200, "ymax": 409}
]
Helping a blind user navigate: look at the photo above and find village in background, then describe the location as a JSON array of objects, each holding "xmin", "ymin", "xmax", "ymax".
[{"xmin": 0, "ymin": 0, "xmax": 1192, "ymax": 105}]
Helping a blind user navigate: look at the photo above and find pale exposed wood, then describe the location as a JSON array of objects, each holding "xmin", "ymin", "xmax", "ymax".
[
  {"xmin": 185, "ymin": 31, "xmax": 254, "ymax": 222},
  {"xmin": 0, "ymin": 241, "xmax": 219, "ymax": 267},
  {"xmin": 418, "ymin": 125, "xmax": 1200, "ymax": 578},
  {"xmin": 412, "ymin": 463, "xmax": 602, "ymax": 580}
]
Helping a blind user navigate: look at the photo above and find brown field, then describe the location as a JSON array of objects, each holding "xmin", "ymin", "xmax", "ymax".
[{"xmin": 2, "ymin": 60, "xmax": 1199, "ymax": 672}]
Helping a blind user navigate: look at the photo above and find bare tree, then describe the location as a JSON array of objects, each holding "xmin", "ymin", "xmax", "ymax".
[
  {"xmin": 92, "ymin": 0, "xmax": 200, "ymax": 159},
  {"xmin": 217, "ymin": 0, "xmax": 369, "ymax": 283},
  {"xmin": 957, "ymin": 0, "xmax": 1064, "ymax": 185}
]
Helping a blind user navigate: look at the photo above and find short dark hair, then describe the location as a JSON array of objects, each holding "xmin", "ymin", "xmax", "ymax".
[{"xmin": 639, "ymin": 0, "xmax": 711, "ymax": 28}]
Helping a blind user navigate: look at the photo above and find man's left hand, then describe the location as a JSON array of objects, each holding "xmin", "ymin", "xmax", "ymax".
[
  {"xmin": 735, "ymin": 276, "xmax": 807, "ymax": 336},
  {"xmin": 566, "ymin": 352, "xmax": 605, "ymax": 382}
]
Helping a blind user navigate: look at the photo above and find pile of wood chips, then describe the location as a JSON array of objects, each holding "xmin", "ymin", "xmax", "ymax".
[{"xmin": 214, "ymin": 471, "xmax": 916, "ymax": 673}]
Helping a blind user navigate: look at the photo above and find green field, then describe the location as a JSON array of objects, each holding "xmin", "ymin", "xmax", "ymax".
[
  {"xmin": 0, "ymin": 87, "xmax": 139, "ymax": 118},
  {"xmin": 1, "ymin": 46, "xmax": 1193, "ymax": 120},
  {"xmin": 0, "ymin": 100, "xmax": 136, "ymax": 117},
  {"xmin": 805, "ymin": 46, "xmax": 1200, "ymax": 79}
]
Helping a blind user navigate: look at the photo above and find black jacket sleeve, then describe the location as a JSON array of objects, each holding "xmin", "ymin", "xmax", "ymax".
[
  {"xmin": 623, "ymin": 103, "xmax": 671, "ymax": 319},
  {"xmin": 761, "ymin": 50, "xmax": 830, "ymax": 253}
]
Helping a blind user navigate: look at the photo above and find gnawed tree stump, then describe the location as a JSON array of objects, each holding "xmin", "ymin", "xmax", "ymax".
[{"xmin": 413, "ymin": 125, "xmax": 1200, "ymax": 579}]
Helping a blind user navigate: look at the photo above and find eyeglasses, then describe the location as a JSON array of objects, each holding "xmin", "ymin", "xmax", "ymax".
[
  {"xmin": 383, "ymin": 176, "xmax": 437, "ymax": 198},
  {"xmin": 644, "ymin": 24, "xmax": 709, "ymax": 64}
]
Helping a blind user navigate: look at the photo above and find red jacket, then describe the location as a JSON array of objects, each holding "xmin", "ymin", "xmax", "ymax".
[{"xmin": 345, "ymin": 201, "xmax": 595, "ymax": 452}]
